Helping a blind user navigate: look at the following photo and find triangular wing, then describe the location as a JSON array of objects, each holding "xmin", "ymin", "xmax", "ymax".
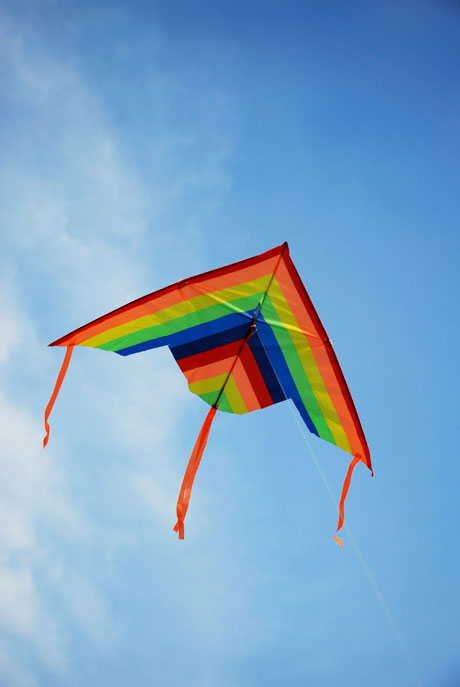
[
  {"xmin": 50, "ymin": 242, "xmax": 370, "ymax": 471},
  {"xmin": 255, "ymin": 247, "xmax": 371, "ymax": 470}
]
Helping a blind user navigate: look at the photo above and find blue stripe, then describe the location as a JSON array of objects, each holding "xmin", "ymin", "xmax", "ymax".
[
  {"xmin": 255, "ymin": 315, "xmax": 319, "ymax": 437},
  {"xmin": 247, "ymin": 329, "xmax": 286, "ymax": 405},
  {"xmin": 116, "ymin": 310, "xmax": 252, "ymax": 357},
  {"xmin": 170, "ymin": 321, "xmax": 251, "ymax": 360}
]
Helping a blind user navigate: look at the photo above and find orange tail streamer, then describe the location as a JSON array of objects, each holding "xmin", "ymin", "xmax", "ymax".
[
  {"xmin": 334, "ymin": 454, "xmax": 361, "ymax": 548},
  {"xmin": 43, "ymin": 345, "xmax": 74, "ymax": 448},
  {"xmin": 173, "ymin": 405, "xmax": 217, "ymax": 540}
]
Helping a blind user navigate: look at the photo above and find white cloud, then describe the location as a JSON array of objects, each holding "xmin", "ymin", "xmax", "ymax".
[
  {"xmin": 131, "ymin": 472, "xmax": 172, "ymax": 521},
  {"xmin": 0, "ymin": 283, "xmax": 28, "ymax": 367},
  {"xmin": 0, "ymin": 5, "xmax": 235, "ymax": 683},
  {"xmin": 0, "ymin": 640, "xmax": 39, "ymax": 687},
  {"xmin": 0, "ymin": 375, "xmax": 94, "ymax": 674},
  {"xmin": 0, "ymin": 392, "xmax": 68, "ymax": 678},
  {"xmin": 0, "ymin": 18, "xmax": 148, "ymax": 681},
  {"xmin": 0, "ymin": 567, "xmax": 37, "ymax": 637}
]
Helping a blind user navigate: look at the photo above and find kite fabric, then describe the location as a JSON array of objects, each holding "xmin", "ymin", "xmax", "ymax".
[{"xmin": 44, "ymin": 242, "xmax": 372, "ymax": 544}]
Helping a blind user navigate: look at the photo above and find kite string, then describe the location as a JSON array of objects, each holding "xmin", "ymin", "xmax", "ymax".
[
  {"xmin": 253, "ymin": 326, "xmax": 357, "ymax": 545},
  {"xmin": 287, "ymin": 400, "xmax": 424, "ymax": 687}
]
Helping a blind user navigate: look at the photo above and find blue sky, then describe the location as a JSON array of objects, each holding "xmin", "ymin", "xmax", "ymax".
[{"xmin": 0, "ymin": 1, "xmax": 459, "ymax": 685}]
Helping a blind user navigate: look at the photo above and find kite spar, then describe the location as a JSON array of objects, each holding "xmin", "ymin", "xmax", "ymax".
[{"xmin": 44, "ymin": 242, "xmax": 372, "ymax": 544}]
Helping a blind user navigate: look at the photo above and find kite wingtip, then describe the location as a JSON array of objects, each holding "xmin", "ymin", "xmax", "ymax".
[{"xmin": 355, "ymin": 451, "xmax": 373, "ymax": 476}]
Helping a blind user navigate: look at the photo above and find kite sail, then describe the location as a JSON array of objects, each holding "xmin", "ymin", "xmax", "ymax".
[{"xmin": 44, "ymin": 242, "xmax": 372, "ymax": 544}]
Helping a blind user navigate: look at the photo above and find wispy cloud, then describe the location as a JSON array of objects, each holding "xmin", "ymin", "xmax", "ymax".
[
  {"xmin": 0, "ymin": 5, "xmax": 235, "ymax": 683},
  {"xmin": 0, "ymin": 293, "xmax": 109, "ymax": 683}
]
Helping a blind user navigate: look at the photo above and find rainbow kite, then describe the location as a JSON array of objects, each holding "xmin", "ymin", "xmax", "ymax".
[{"xmin": 44, "ymin": 242, "xmax": 372, "ymax": 544}]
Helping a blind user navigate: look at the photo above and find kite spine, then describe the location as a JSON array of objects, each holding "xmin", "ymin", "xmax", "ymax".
[{"xmin": 212, "ymin": 242, "xmax": 288, "ymax": 409}]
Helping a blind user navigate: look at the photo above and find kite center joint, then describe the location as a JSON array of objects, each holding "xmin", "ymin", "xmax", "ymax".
[
  {"xmin": 248, "ymin": 312, "xmax": 260, "ymax": 339},
  {"xmin": 248, "ymin": 303, "xmax": 263, "ymax": 338}
]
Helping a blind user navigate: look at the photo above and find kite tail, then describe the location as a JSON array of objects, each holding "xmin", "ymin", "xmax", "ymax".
[
  {"xmin": 334, "ymin": 454, "xmax": 361, "ymax": 548},
  {"xmin": 173, "ymin": 405, "xmax": 217, "ymax": 540},
  {"xmin": 43, "ymin": 345, "xmax": 74, "ymax": 448}
]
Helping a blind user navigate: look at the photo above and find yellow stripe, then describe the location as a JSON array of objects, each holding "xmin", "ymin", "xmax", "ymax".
[
  {"xmin": 188, "ymin": 373, "xmax": 228, "ymax": 396},
  {"xmin": 268, "ymin": 279, "xmax": 351, "ymax": 453},
  {"xmin": 81, "ymin": 274, "xmax": 271, "ymax": 348},
  {"xmin": 188, "ymin": 372, "xmax": 247, "ymax": 414},
  {"xmin": 223, "ymin": 374, "xmax": 248, "ymax": 414}
]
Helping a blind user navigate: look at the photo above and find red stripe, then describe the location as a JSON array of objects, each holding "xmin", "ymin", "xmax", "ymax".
[
  {"xmin": 239, "ymin": 342, "xmax": 274, "ymax": 409},
  {"xmin": 280, "ymin": 250, "xmax": 371, "ymax": 472},
  {"xmin": 231, "ymin": 357, "xmax": 262, "ymax": 412},
  {"xmin": 176, "ymin": 339, "xmax": 242, "ymax": 373},
  {"xmin": 50, "ymin": 243, "xmax": 286, "ymax": 347}
]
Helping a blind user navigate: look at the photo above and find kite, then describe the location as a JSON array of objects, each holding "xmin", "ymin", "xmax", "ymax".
[{"xmin": 44, "ymin": 242, "xmax": 372, "ymax": 545}]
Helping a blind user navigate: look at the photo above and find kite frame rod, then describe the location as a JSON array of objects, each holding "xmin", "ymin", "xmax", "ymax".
[{"xmin": 212, "ymin": 242, "xmax": 288, "ymax": 408}]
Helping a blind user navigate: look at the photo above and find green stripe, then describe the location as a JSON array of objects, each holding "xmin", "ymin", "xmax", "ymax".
[
  {"xmin": 215, "ymin": 390, "xmax": 233, "ymax": 413},
  {"xmin": 197, "ymin": 389, "xmax": 233, "ymax": 413},
  {"xmin": 197, "ymin": 390, "xmax": 219, "ymax": 407},
  {"xmin": 261, "ymin": 296, "xmax": 336, "ymax": 444},
  {"xmin": 99, "ymin": 292, "xmax": 263, "ymax": 352}
]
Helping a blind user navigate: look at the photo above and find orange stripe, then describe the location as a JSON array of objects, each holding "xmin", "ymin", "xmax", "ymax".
[
  {"xmin": 239, "ymin": 343, "xmax": 275, "ymax": 409},
  {"xmin": 182, "ymin": 347, "xmax": 265, "ymax": 413},
  {"xmin": 231, "ymin": 356, "xmax": 262, "ymax": 412},
  {"xmin": 55, "ymin": 256, "xmax": 280, "ymax": 346},
  {"xmin": 183, "ymin": 355, "xmax": 235, "ymax": 385},
  {"xmin": 275, "ymin": 260, "xmax": 365, "ymax": 457},
  {"xmin": 305, "ymin": 345, "xmax": 364, "ymax": 457},
  {"xmin": 274, "ymin": 260, "xmax": 323, "ymax": 339}
]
